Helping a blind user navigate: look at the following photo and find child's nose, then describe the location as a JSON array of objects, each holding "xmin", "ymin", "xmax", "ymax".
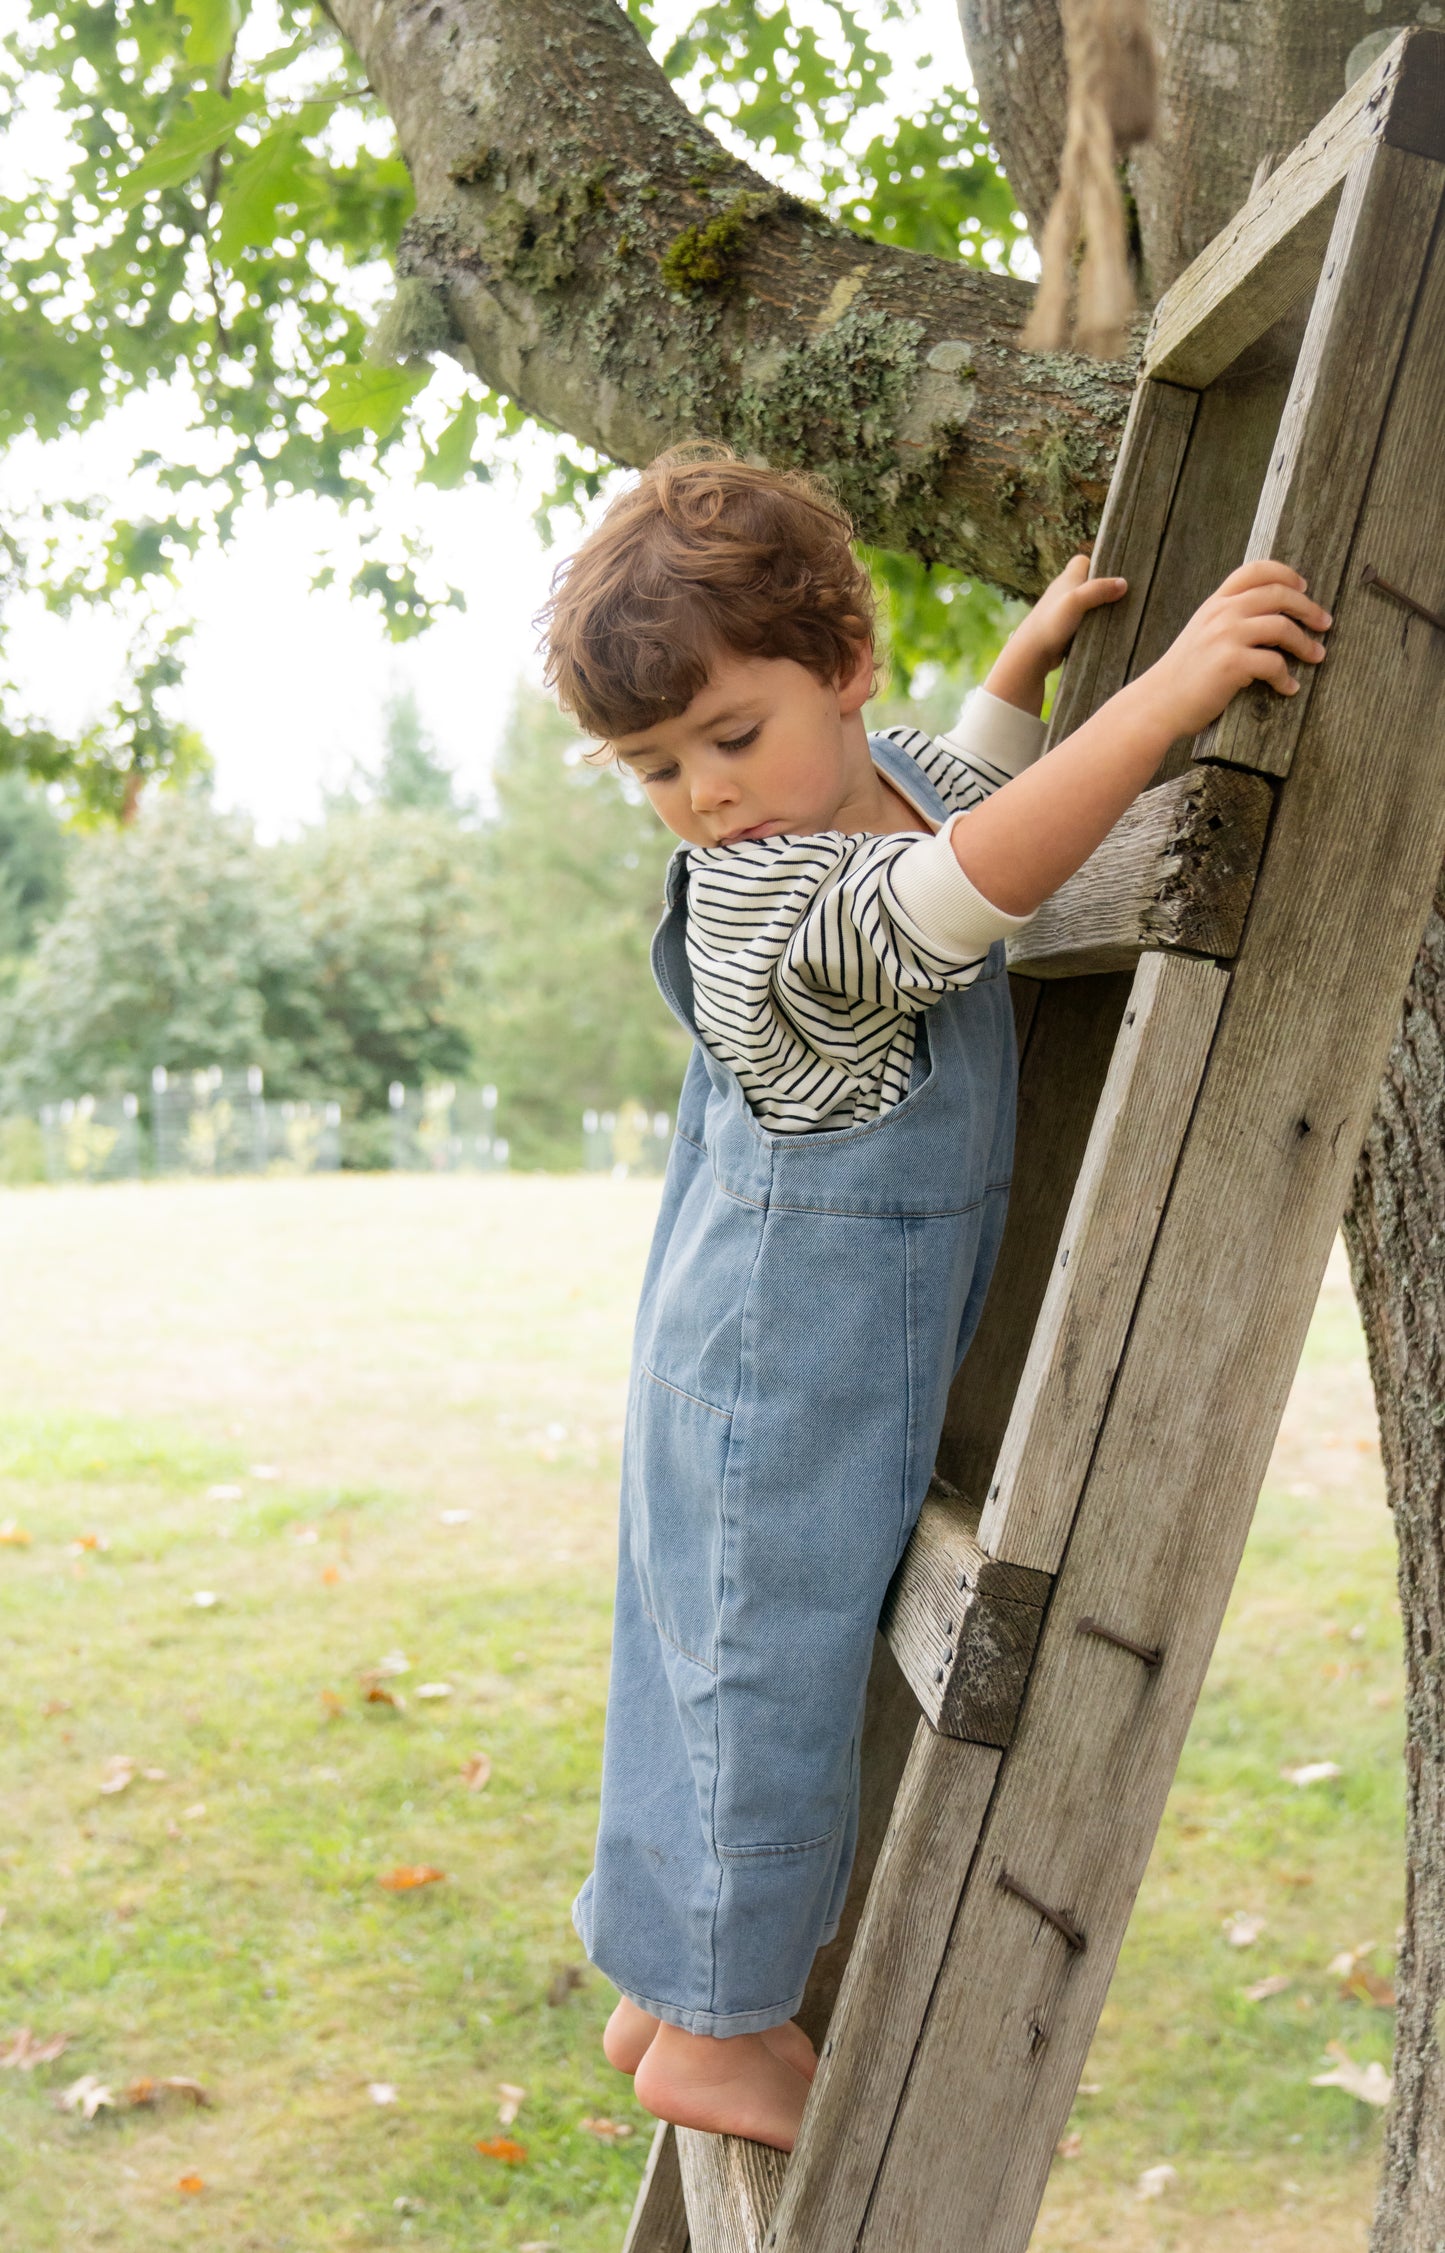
[{"xmin": 691, "ymin": 769, "xmax": 739, "ymax": 813}]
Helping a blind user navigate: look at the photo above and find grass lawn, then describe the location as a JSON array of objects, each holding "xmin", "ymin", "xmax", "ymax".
[{"xmin": 0, "ymin": 1175, "xmax": 1401, "ymax": 2251}]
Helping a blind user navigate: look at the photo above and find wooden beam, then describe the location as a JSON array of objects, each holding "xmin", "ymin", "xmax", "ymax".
[
  {"xmin": 881, "ymin": 1487, "xmax": 1049, "ymax": 1744},
  {"xmin": 938, "ymin": 974, "xmax": 1131, "ymax": 1502},
  {"xmin": 979, "ymin": 953, "xmax": 1230, "ymax": 1571},
  {"xmin": 857, "ymin": 180, "xmax": 1445, "ymax": 2253},
  {"xmin": 675, "ymin": 2129, "xmax": 784, "ymax": 2253},
  {"xmin": 623, "ymin": 2124, "xmax": 689, "ymax": 2253},
  {"xmin": 1194, "ymin": 137, "xmax": 1445, "ymax": 780},
  {"xmin": 1142, "ymin": 27, "xmax": 1444, "ymax": 387},
  {"xmin": 768, "ymin": 1731, "xmax": 1002, "ymax": 2253},
  {"xmin": 1005, "ymin": 764, "xmax": 1272, "ymax": 980}
]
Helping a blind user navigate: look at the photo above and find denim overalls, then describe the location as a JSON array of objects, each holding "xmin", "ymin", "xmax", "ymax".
[{"xmin": 573, "ymin": 733, "xmax": 1017, "ymax": 2035}]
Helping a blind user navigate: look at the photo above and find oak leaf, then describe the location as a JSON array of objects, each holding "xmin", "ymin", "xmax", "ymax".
[
  {"xmin": 377, "ymin": 1865, "xmax": 445, "ymax": 1892},
  {"xmin": 475, "ymin": 2136, "xmax": 527, "ymax": 2163}
]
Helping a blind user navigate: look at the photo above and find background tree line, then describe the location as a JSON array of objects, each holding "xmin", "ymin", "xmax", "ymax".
[{"xmin": 0, "ymin": 688, "xmax": 691, "ymax": 1171}]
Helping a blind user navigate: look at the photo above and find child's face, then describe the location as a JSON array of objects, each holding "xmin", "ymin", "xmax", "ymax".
[{"xmin": 610, "ymin": 647, "xmax": 873, "ymax": 847}]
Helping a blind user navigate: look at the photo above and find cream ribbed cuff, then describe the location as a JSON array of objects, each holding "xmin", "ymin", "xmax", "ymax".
[
  {"xmin": 889, "ymin": 814, "xmax": 1035, "ymax": 958},
  {"xmin": 936, "ymin": 686, "xmax": 1048, "ymax": 777}
]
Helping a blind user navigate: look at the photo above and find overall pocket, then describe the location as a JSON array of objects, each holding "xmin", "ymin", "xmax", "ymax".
[{"xmin": 624, "ymin": 1366, "xmax": 732, "ymax": 1672}]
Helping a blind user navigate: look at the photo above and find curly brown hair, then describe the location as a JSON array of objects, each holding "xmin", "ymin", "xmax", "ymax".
[{"xmin": 538, "ymin": 442, "xmax": 877, "ymax": 742}]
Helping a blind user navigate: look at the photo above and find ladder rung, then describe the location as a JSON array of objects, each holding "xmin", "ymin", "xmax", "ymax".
[
  {"xmin": 1006, "ymin": 764, "xmax": 1272, "ymax": 980},
  {"xmin": 881, "ymin": 1489, "xmax": 1050, "ymax": 1744}
]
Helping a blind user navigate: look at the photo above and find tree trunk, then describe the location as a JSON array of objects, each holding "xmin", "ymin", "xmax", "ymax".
[{"xmin": 335, "ymin": 3, "xmax": 1445, "ymax": 2238}]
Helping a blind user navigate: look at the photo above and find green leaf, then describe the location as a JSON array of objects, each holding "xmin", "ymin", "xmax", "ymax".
[
  {"xmin": 116, "ymin": 91, "xmax": 257, "ymax": 207},
  {"xmin": 320, "ymin": 362, "xmax": 433, "ymax": 439},
  {"xmin": 418, "ymin": 396, "xmax": 483, "ymax": 490},
  {"xmin": 178, "ymin": 0, "xmax": 245, "ymax": 68},
  {"xmin": 216, "ymin": 126, "xmax": 308, "ymax": 260}
]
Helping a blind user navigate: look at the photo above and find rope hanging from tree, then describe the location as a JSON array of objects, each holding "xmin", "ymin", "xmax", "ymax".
[{"xmin": 1023, "ymin": 0, "xmax": 1158, "ymax": 360}]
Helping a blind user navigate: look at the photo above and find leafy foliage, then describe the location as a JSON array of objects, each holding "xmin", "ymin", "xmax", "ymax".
[
  {"xmin": 0, "ymin": 0, "xmax": 1027, "ymax": 801},
  {"xmin": 0, "ymin": 777, "xmax": 69, "ymax": 976}
]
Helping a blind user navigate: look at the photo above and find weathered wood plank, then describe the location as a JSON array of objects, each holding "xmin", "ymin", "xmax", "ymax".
[
  {"xmin": 1141, "ymin": 28, "xmax": 1439, "ymax": 386},
  {"xmin": 675, "ymin": 2129, "xmax": 785, "ymax": 2253},
  {"xmin": 623, "ymin": 2123, "xmax": 689, "ymax": 2253},
  {"xmin": 1195, "ymin": 137, "xmax": 1445, "ymax": 781},
  {"xmin": 938, "ymin": 976, "xmax": 1130, "ymax": 1504},
  {"xmin": 979, "ymin": 953, "xmax": 1230, "ymax": 1571},
  {"xmin": 1006, "ymin": 765, "xmax": 1272, "ymax": 980},
  {"xmin": 858, "ymin": 188, "xmax": 1445, "ymax": 2253},
  {"xmin": 1044, "ymin": 379, "xmax": 1198, "ymax": 747},
  {"xmin": 881, "ymin": 1489, "xmax": 1048, "ymax": 1744},
  {"xmin": 768, "ymin": 1730, "xmax": 1002, "ymax": 2253}
]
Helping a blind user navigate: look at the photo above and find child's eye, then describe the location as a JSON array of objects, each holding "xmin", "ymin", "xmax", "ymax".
[
  {"xmin": 716, "ymin": 724, "xmax": 760, "ymax": 753},
  {"xmin": 640, "ymin": 762, "xmax": 679, "ymax": 786}
]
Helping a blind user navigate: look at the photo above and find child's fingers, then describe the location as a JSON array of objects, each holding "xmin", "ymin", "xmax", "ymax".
[
  {"xmin": 1240, "ymin": 613, "xmax": 1328, "ymax": 662},
  {"xmin": 1229, "ymin": 583, "xmax": 1332, "ymax": 630},
  {"xmin": 1217, "ymin": 557, "xmax": 1308, "ymax": 598},
  {"xmin": 1249, "ymin": 647, "xmax": 1302, "ymax": 694},
  {"xmin": 1077, "ymin": 574, "xmax": 1128, "ymax": 608}
]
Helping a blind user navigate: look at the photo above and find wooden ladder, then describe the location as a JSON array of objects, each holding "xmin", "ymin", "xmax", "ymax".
[{"xmin": 622, "ymin": 28, "xmax": 1445, "ymax": 2252}]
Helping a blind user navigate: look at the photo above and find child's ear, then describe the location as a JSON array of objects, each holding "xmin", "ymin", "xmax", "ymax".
[{"xmin": 836, "ymin": 640, "xmax": 875, "ymax": 715}]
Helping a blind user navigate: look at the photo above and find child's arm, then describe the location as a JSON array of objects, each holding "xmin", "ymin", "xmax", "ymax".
[{"xmin": 948, "ymin": 557, "xmax": 1332, "ymax": 918}]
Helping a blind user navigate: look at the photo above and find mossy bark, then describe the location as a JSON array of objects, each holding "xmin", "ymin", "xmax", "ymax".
[{"xmin": 326, "ymin": 0, "xmax": 1132, "ymax": 599}]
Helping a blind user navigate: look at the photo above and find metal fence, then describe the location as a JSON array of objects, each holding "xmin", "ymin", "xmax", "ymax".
[
  {"xmin": 386, "ymin": 1081, "xmax": 510, "ymax": 1172},
  {"xmin": 582, "ymin": 1103, "xmax": 672, "ymax": 1179}
]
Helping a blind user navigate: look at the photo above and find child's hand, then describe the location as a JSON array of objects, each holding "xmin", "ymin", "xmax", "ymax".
[
  {"xmin": 984, "ymin": 553, "xmax": 1128, "ymax": 715},
  {"xmin": 1137, "ymin": 560, "xmax": 1331, "ymax": 739}
]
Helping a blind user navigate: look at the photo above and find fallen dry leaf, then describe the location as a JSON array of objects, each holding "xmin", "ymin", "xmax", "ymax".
[
  {"xmin": 365, "ymin": 1683, "xmax": 405, "ymax": 1710},
  {"xmin": 99, "ymin": 1756, "xmax": 135, "ymax": 1796},
  {"xmin": 250, "ymin": 1464, "xmax": 280, "ymax": 1481},
  {"xmin": 1312, "ymin": 2040, "xmax": 1392, "ymax": 2107},
  {"xmin": 1, "ymin": 2027, "xmax": 69, "ymax": 2070},
  {"xmin": 497, "ymin": 2081, "xmax": 526, "ymax": 2126},
  {"xmin": 461, "ymin": 1753, "xmax": 493, "ymax": 1793},
  {"xmin": 59, "ymin": 2073, "xmax": 115, "ymax": 2119},
  {"xmin": 1054, "ymin": 2131, "xmax": 1082, "ymax": 2159},
  {"xmin": 580, "ymin": 2115, "xmax": 635, "ymax": 2142},
  {"xmin": 1327, "ymin": 1942, "xmax": 1378, "ymax": 1979},
  {"xmin": 371, "ymin": 1651, "xmax": 411, "ymax": 1679},
  {"xmin": 1341, "ymin": 1965, "xmax": 1397, "ymax": 2010},
  {"xmin": 206, "ymin": 1484, "xmax": 245, "ymax": 1502},
  {"xmin": 320, "ymin": 1690, "xmax": 344, "ymax": 1718},
  {"xmin": 141, "ymin": 1767, "xmax": 167, "ymax": 1783},
  {"xmin": 547, "ymin": 1964, "xmax": 587, "ymax": 2007},
  {"xmin": 177, "ymin": 2172, "xmax": 205, "ymax": 2194},
  {"xmin": 69, "ymin": 1533, "xmax": 109, "ymax": 1554},
  {"xmin": 41, "ymin": 1699, "xmax": 70, "ymax": 1718},
  {"xmin": 1273, "ymin": 1869, "xmax": 1315, "ymax": 1889},
  {"xmin": 321, "ymin": 1564, "xmax": 342, "ymax": 1585},
  {"xmin": 0, "ymin": 1521, "xmax": 32, "ymax": 1546},
  {"xmin": 438, "ymin": 1509, "xmax": 472, "ymax": 1525},
  {"xmin": 415, "ymin": 1682, "xmax": 452, "ymax": 1701},
  {"xmin": 191, "ymin": 1590, "xmax": 220, "ymax": 1609},
  {"xmin": 293, "ymin": 1525, "xmax": 319, "ymax": 1544},
  {"xmin": 1222, "ymin": 1912, "xmax": 1265, "ymax": 1948},
  {"xmin": 368, "ymin": 2082, "xmax": 399, "ymax": 2105},
  {"xmin": 1281, "ymin": 1761, "xmax": 1342, "ymax": 1788},
  {"xmin": 181, "ymin": 1803, "xmax": 207, "ymax": 1823},
  {"xmin": 125, "ymin": 2076, "xmax": 210, "ymax": 2109},
  {"xmin": 1136, "ymin": 2163, "xmax": 1178, "ymax": 2200},
  {"xmin": 377, "ymin": 1865, "xmax": 446, "ymax": 1892},
  {"xmin": 1077, "ymin": 2082, "xmax": 1102, "ymax": 2095},
  {"xmin": 1243, "ymin": 1974, "xmax": 1293, "ymax": 2003},
  {"xmin": 475, "ymin": 2136, "xmax": 527, "ymax": 2164}
]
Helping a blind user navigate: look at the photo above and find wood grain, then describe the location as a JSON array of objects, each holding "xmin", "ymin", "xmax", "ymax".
[
  {"xmin": 623, "ymin": 2124, "xmax": 690, "ymax": 2253},
  {"xmin": 938, "ymin": 976, "xmax": 1131, "ymax": 1504},
  {"xmin": 1006, "ymin": 765, "xmax": 1272, "ymax": 980},
  {"xmin": 980, "ymin": 954, "xmax": 1230, "ymax": 1571},
  {"xmin": 859, "ymin": 187, "xmax": 1445, "ymax": 2253},
  {"xmin": 676, "ymin": 2132, "xmax": 785, "ymax": 2253},
  {"xmin": 1194, "ymin": 138, "xmax": 1445, "ymax": 781},
  {"xmin": 768, "ymin": 1731, "xmax": 1003, "ymax": 2253},
  {"xmin": 1141, "ymin": 29, "xmax": 1430, "ymax": 387},
  {"xmin": 882, "ymin": 1489, "xmax": 1049, "ymax": 1744}
]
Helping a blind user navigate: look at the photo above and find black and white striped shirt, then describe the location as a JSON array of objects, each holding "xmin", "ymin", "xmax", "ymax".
[{"xmin": 683, "ymin": 688, "xmax": 1046, "ymax": 1134}]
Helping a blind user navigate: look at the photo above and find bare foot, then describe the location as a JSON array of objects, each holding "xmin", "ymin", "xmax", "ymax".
[
  {"xmin": 604, "ymin": 1998, "xmax": 818, "ymax": 2083},
  {"xmin": 633, "ymin": 2022, "xmax": 810, "ymax": 2151}
]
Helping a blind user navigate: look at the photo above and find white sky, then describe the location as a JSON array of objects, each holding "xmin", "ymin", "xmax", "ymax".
[{"xmin": 2, "ymin": 0, "xmax": 983, "ymax": 837}]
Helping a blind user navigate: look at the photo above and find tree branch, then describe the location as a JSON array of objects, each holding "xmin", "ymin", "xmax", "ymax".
[{"xmin": 326, "ymin": 0, "xmax": 1132, "ymax": 597}]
